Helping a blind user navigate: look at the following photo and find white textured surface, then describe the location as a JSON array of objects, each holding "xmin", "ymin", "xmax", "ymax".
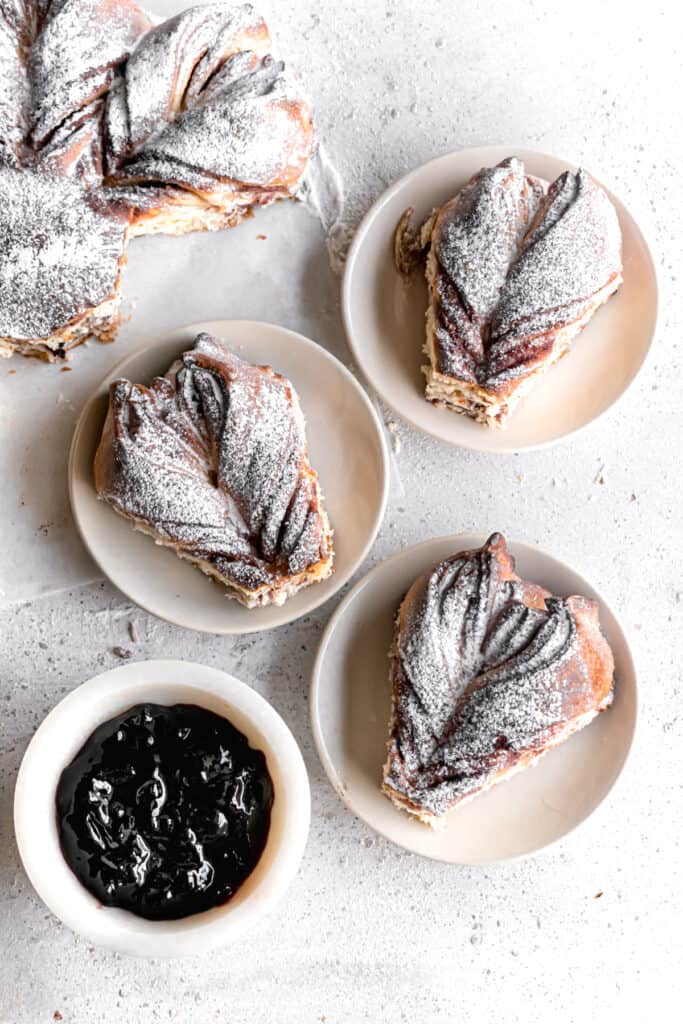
[{"xmin": 0, "ymin": 0, "xmax": 681, "ymax": 1021}]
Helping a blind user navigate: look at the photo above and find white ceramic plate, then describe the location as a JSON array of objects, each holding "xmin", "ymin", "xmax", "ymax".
[
  {"xmin": 69, "ymin": 320, "xmax": 389, "ymax": 633},
  {"xmin": 311, "ymin": 534, "xmax": 637, "ymax": 864},
  {"xmin": 343, "ymin": 145, "xmax": 658, "ymax": 452},
  {"xmin": 14, "ymin": 660, "xmax": 311, "ymax": 957}
]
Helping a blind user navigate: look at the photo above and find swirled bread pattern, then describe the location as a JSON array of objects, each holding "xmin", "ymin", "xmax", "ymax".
[
  {"xmin": 0, "ymin": 0, "xmax": 313, "ymax": 359},
  {"xmin": 94, "ymin": 333, "xmax": 334, "ymax": 608},
  {"xmin": 396, "ymin": 157, "xmax": 622, "ymax": 426},
  {"xmin": 382, "ymin": 534, "xmax": 614, "ymax": 827}
]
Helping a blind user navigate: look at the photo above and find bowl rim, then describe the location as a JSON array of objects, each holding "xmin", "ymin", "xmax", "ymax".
[
  {"xmin": 342, "ymin": 143, "xmax": 659, "ymax": 453},
  {"xmin": 14, "ymin": 659, "xmax": 311, "ymax": 957},
  {"xmin": 67, "ymin": 318, "xmax": 390, "ymax": 634},
  {"xmin": 310, "ymin": 531, "xmax": 639, "ymax": 864}
]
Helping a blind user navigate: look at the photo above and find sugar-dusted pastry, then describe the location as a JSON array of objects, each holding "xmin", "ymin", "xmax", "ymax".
[
  {"xmin": 103, "ymin": 3, "xmax": 313, "ymax": 236},
  {"xmin": 94, "ymin": 333, "xmax": 334, "ymax": 608},
  {"xmin": 0, "ymin": 0, "xmax": 313, "ymax": 360},
  {"xmin": 0, "ymin": 169, "xmax": 130, "ymax": 360},
  {"xmin": 394, "ymin": 158, "xmax": 623, "ymax": 426},
  {"xmin": 382, "ymin": 533, "xmax": 614, "ymax": 827}
]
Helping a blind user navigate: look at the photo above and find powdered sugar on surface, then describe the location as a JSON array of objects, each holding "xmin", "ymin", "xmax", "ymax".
[{"xmin": 298, "ymin": 143, "xmax": 352, "ymax": 273}]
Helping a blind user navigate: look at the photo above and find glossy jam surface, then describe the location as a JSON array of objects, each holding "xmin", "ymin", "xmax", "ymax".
[{"xmin": 57, "ymin": 703, "xmax": 274, "ymax": 921}]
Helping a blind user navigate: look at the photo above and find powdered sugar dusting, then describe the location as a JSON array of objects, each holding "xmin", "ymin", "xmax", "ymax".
[
  {"xmin": 384, "ymin": 534, "xmax": 606, "ymax": 819},
  {"xmin": 430, "ymin": 158, "xmax": 544, "ymax": 382},
  {"xmin": 427, "ymin": 157, "xmax": 623, "ymax": 398},
  {"xmin": 487, "ymin": 169, "xmax": 623, "ymax": 383},
  {"xmin": 108, "ymin": 60, "xmax": 311, "ymax": 190},
  {"xmin": 436, "ymin": 159, "xmax": 543, "ymax": 322},
  {"xmin": 96, "ymin": 333, "xmax": 333, "ymax": 601},
  {"xmin": 106, "ymin": 4, "xmax": 267, "ymax": 157},
  {"xmin": 29, "ymin": 0, "xmax": 150, "ymax": 146},
  {"xmin": 0, "ymin": 4, "xmax": 31, "ymax": 165},
  {"xmin": 0, "ymin": 166, "xmax": 126, "ymax": 339}
]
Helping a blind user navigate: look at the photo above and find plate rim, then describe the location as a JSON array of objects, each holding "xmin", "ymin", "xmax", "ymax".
[
  {"xmin": 310, "ymin": 531, "xmax": 639, "ymax": 864},
  {"xmin": 67, "ymin": 318, "xmax": 390, "ymax": 635},
  {"xmin": 342, "ymin": 143, "xmax": 659, "ymax": 453}
]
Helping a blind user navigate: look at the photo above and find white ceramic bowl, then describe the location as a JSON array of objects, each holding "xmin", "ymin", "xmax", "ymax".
[
  {"xmin": 343, "ymin": 145, "xmax": 658, "ymax": 452},
  {"xmin": 69, "ymin": 320, "xmax": 389, "ymax": 634},
  {"xmin": 14, "ymin": 660, "xmax": 311, "ymax": 957},
  {"xmin": 311, "ymin": 534, "xmax": 638, "ymax": 864}
]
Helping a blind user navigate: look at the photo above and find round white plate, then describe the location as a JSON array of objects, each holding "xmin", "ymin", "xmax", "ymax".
[
  {"xmin": 69, "ymin": 320, "xmax": 389, "ymax": 633},
  {"xmin": 343, "ymin": 145, "xmax": 658, "ymax": 452},
  {"xmin": 311, "ymin": 534, "xmax": 637, "ymax": 863},
  {"xmin": 14, "ymin": 660, "xmax": 310, "ymax": 957}
]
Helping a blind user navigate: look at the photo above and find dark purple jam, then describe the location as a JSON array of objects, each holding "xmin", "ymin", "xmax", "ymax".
[{"xmin": 56, "ymin": 703, "xmax": 273, "ymax": 921}]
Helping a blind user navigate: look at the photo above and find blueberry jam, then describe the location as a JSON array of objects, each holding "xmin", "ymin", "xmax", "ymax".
[{"xmin": 56, "ymin": 703, "xmax": 273, "ymax": 920}]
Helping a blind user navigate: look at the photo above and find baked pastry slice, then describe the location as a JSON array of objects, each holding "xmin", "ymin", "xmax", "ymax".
[
  {"xmin": 94, "ymin": 333, "xmax": 334, "ymax": 608},
  {"xmin": 382, "ymin": 533, "xmax": 614, "ymax": 827},
  {"xmin": 395, "ymin": 157, "xmax": 623, "ymax": 426},
  {"xmin": 0, "ymin": 168, "xmax": 129, "ymax": 360},
  {"xmin": 103, "ymin": 3, "xmax": 314, "ymax": 237},
  {"xmin": 0, "ymin": 0, "xmax": 313, "ymax": 360},
  {"xmin": 0, "ymin": 0, "xmax": 149, "ymax": 359}
]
